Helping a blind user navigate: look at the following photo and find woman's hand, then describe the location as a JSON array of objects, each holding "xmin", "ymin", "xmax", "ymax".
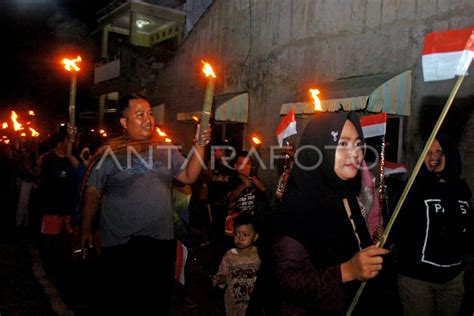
[{"xmin": 341, "ymin": 245, "xmax": 389, "ymax": 282}]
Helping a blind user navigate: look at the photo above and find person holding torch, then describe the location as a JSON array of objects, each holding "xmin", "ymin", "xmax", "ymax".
[{"xmin": 79, "ymin": 94, "xmax": 211, "ymax": 314}]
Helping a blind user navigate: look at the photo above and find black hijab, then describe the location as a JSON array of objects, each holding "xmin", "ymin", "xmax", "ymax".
[
  {"xmin": 273, "ymin": 111, "xmax": 372, "ymax": 267},
  {"xmin": 416, "ymin": 133, "xmax": 463, "ymax": 184}
]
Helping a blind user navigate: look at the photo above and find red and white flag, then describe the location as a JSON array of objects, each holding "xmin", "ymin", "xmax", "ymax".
[
  {"xmin": 384, "ymin": 161, "xmax": 408, "ymax": 176},
  {"xmin": 175, "ymin": 241, "xmax": 188, "ymax": 285},
  {"xmin": 422, "ymin": 27, "xmax": 474, "ymax": 82},
  {"xmin": 360, "ymin": 113, "xmax": 387, "ymax": 138},
  {"xmin": 276, "ymin": 108, "xmax": 297, "ymax": 147}
]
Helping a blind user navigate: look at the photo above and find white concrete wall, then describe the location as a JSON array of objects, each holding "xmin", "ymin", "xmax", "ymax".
[{"xmin": 153, "ymin": 0, "xmax": 474, "ymax": 191}]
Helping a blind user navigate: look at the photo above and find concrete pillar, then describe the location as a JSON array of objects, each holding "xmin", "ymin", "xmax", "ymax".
[
  {"xmin": 101, "ymin": 26, "xmax": 109, "ymax": 59},
  {"xmin": 99, "ymin": 94, "xmax": 106, "ymax": 129},
  {"xmin": 130, "ymin": 11, "xmax": 138, "ymax": 45}
]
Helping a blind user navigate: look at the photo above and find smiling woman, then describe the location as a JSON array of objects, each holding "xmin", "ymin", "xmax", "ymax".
[
  {"xmin": 269, "ymin": 111, "xmax": 389, "ymax": 315},
  {"xmin": 396, "ymin": 133, "xmax": 473, "ymax": 316}
]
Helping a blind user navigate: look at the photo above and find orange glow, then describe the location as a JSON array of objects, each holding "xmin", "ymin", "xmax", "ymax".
[
  {"xmin": 29, "ymin": 127, "xmax": 40, "ymax": 137},
  {"xmin": 2, "ymin": 122, "xmax": 7, "ymax": 129},
  {"xmin": 99, "ymin": 129, "xmax": 105, "ymax": 134},
  {"xmin": 155, "ymin": 127, "xmax": 167, "ymax": 137},
  {"xmin": 20, "ymin": 132, "xmax": 26, "ymax": 137},
  {"xmin": 201, "ymin": 61, "xmax": 216, "ymax": 78},
  {"xmin": 2, "ymin": 136, "xmax": 6, "ymax": 139},
  {"xmin": 61, "ymin": 56, "xmax": 82, "ymax": 72},
  {"xmin": 192, "ymin": 116, "xmax": 199, "ymax": 122},
  {"xmin": 165, "ymin": 138, "xmax": 172, "ymax": 143},
  {"xmin": 29, "ymin": 110, "xmax": 35, "ymax": 116},
  {"xmin": 251, "ymin": 136, "xmax": 262, "ymax": 145},
  {"xmin": 11, "ymin": 111, "xmax": 24, "ymax": 131},
  {"xmin": 26, "ymin": 121, "xmax": 31, "ymax": 125},
  {"xmin": 309, "ymin": 89, "xmax": 322, "ymax": 111},
  {"xmin": 101, "ymin": 132, "xmax": 108, "ymax": 137},
  {"xmin": 4, "ymin": 139, "xmax": 10, "ymax": 144}
]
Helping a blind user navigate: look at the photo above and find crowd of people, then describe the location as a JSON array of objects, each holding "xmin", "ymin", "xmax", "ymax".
[{"xmin": 1, "ymin": 94, "xmax": 472, "ymax": 316}]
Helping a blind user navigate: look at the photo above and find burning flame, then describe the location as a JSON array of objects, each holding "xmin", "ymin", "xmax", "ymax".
[
  {"xmin": 165, "ymin": 138, "xmax": 172, "ymax": 143},
  {"xmin": 251, "ymin": 136, "xmax": 262, "ymax": 145},
  {"xmin": 29, "ymin": 127, "xmax": 39, "ymax": 137},
  {"xmin": 309, "ymin": 89, "xmax": 322, "ymax": 111},
  {"xmin": 201, "ymin": 61, "xmax": 216, "ymax": 78},
  {"xmin": 101, "ymin": 132, "xmax": 108, "ymax": 137},
  {"xmin": 29, "ymin": 110, "xmax": 35, "ymax": 116},
  {"xmin": 11, "ymin": 111, "xmax": 24, "ymax": 131},
  {"xmin": 99, "ymin": 129, "xmax": 105, "ymax": 134},
  {"xmin": 2, "ymin": 136, "xmax": 6, "ymax": 139},
  {"xmin": 20, "ymin": 132, "xmax": 26, "ymax": 137},
  {"xmin": 192, "ymin": 116, "xmax": 199, "ymax": 122},
  {"xmin": 2, "ymin": 122, "xmax": 7, "ymax": 129},
  {"xmin": 156, "ymin": 127, "xmax": 167, "ymax": 137},
  {"xmin": 61, "ymin": 56, "xmax": 82, "ymax": 72},
  {"xmin": 4, "ymin": 139, "xmax": 10, "ymax": 144}
]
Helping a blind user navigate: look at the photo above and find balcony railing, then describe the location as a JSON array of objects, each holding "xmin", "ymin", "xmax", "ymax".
[{"xmin": 94, "ymin": 59, "xmax": 121, "ymax": 84}]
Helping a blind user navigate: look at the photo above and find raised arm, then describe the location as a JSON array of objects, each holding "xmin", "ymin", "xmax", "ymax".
[{"xmin": 176, "ymin": 126, "xmax": 211, "ymax": 184}]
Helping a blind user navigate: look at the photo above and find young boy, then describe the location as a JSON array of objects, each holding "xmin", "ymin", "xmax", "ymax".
[{"xmin": 212, "ymin": 214, "xmax": 261, "ymax": 316}]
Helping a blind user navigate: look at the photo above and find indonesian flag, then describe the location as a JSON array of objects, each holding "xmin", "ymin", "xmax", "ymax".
[
  {"xmin": 422, "ymin": 27, "xmax": 474, "ymax": 82},
  {"xmin": 384, "ymin": 161, "xmax": 408, "ymax": 176},
  {"xmin": 360, "ymin": 113, "xmax": 387, "ymax": 138},
  {"xmin": 175, "ymin": 240, "xmax": 188, "ymax": 285},
  {"xmin": 276, "ymin": 108, "xmax": 297, "ymax": 147}
]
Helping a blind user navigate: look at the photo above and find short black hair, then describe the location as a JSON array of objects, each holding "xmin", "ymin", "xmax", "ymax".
[
  {"xmin": 117, "ymin": 94, "xmax": 148, "ymax": 117},
  {"xmin": 233, "ymin": 214, "xmax": 257, "ymax": 232}
]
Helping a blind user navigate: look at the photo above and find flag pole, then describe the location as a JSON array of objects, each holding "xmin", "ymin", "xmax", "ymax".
[{"xmin": 347, "ymin": 75, "xmax": 465, "ymax": 316}]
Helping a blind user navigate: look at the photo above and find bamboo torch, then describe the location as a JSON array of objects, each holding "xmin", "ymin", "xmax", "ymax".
[
  {"xmin": 198, "ymin": 61, "xmax": 216, "ymax": 146},
  {"xmin": 61, "ymin": 56, "xmax": 82, "ymax": 127}
]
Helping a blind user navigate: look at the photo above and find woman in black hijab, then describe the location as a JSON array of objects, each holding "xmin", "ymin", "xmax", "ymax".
[
  {"xmin": 271, "ymin": 111, "xmax": 389, "ymax": 315},
  {"xmin": 396, "ymin": 133, "xmax": 472, "ymax": 316}
]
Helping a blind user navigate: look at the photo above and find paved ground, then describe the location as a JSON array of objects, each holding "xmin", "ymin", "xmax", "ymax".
[{"xmin": 0, "ymin": 202, "xmax": 225, "ymax": 316}]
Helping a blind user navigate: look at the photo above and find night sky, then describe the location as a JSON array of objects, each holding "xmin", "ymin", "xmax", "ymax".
[{"xmin": 1, "ymin": 0, "xmax": 111, "ymax": 130}]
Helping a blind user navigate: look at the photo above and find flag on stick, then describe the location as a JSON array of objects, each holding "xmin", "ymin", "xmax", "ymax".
[
  {"xmin": 422, "ymin": 27, "xmax": 474, "ymax": 82},
  {"xmin": 384, "ymin": 161, "xmax": 408, "ymax": 176},
  {"xmin": 276, "ymin": 108, "xmax": 297, "ymax": 147},
  {"xmin": 175, "ymin": 241, "xmax": 188, "ymax": 285},
  {"xmin": 360, "ymin": 113, "xmax": 387, "ymax": 138}
]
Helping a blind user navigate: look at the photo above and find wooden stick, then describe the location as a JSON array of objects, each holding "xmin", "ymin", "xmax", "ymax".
[{"xmin": 346, "ymin": 75, "xmax": 465, "ymax": 316}]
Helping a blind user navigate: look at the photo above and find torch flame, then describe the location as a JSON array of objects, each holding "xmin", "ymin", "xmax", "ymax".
[
  {"xmin": 29, "ymin": 127, "xmax": 39, "ymax": 137},
  {"xmin": 156, "ymin": 127, "xmax": 167, "ymax": 137},
  {"xmin": 99, "ymin": 129, "xmax": 105, "ymax": 134},
  {"xmin": 11, "ymin": 111, "xmax": 24, "ymax": 131},
  {"xmin": 61, "ymin": 56, "xmax": 82, "ymax": 72},
  {"xmin": 252, "ymin": 136, "xmax": 262, "ymax": 145},
  {"xmin": 192, "ymin": 116, "xmax": 199, "ymax": 122},
  {"xmin": 309, "ymin": 89, "xmax": 322, "ymax": 111},
  {"xmin": 29, "ymin": 110, "xmax": 35, "ymax": 116},
  {"xmin": 20, "ymin": 132, "xmax": 26, "ymax": 137},
  {"xmin": 4, "ymin": 139, "xmax": 10, "ymax": 144},
  {"xmin": 2, "ymin": 122, "xmax": 7, "ymax": 129},
  {"xmin": 165, "ymin": 138, "xmax": 172, "ymax": 143},
  {"xmin": 201, "ymin": 61, "xmax": 216, "ymax": 78}
]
